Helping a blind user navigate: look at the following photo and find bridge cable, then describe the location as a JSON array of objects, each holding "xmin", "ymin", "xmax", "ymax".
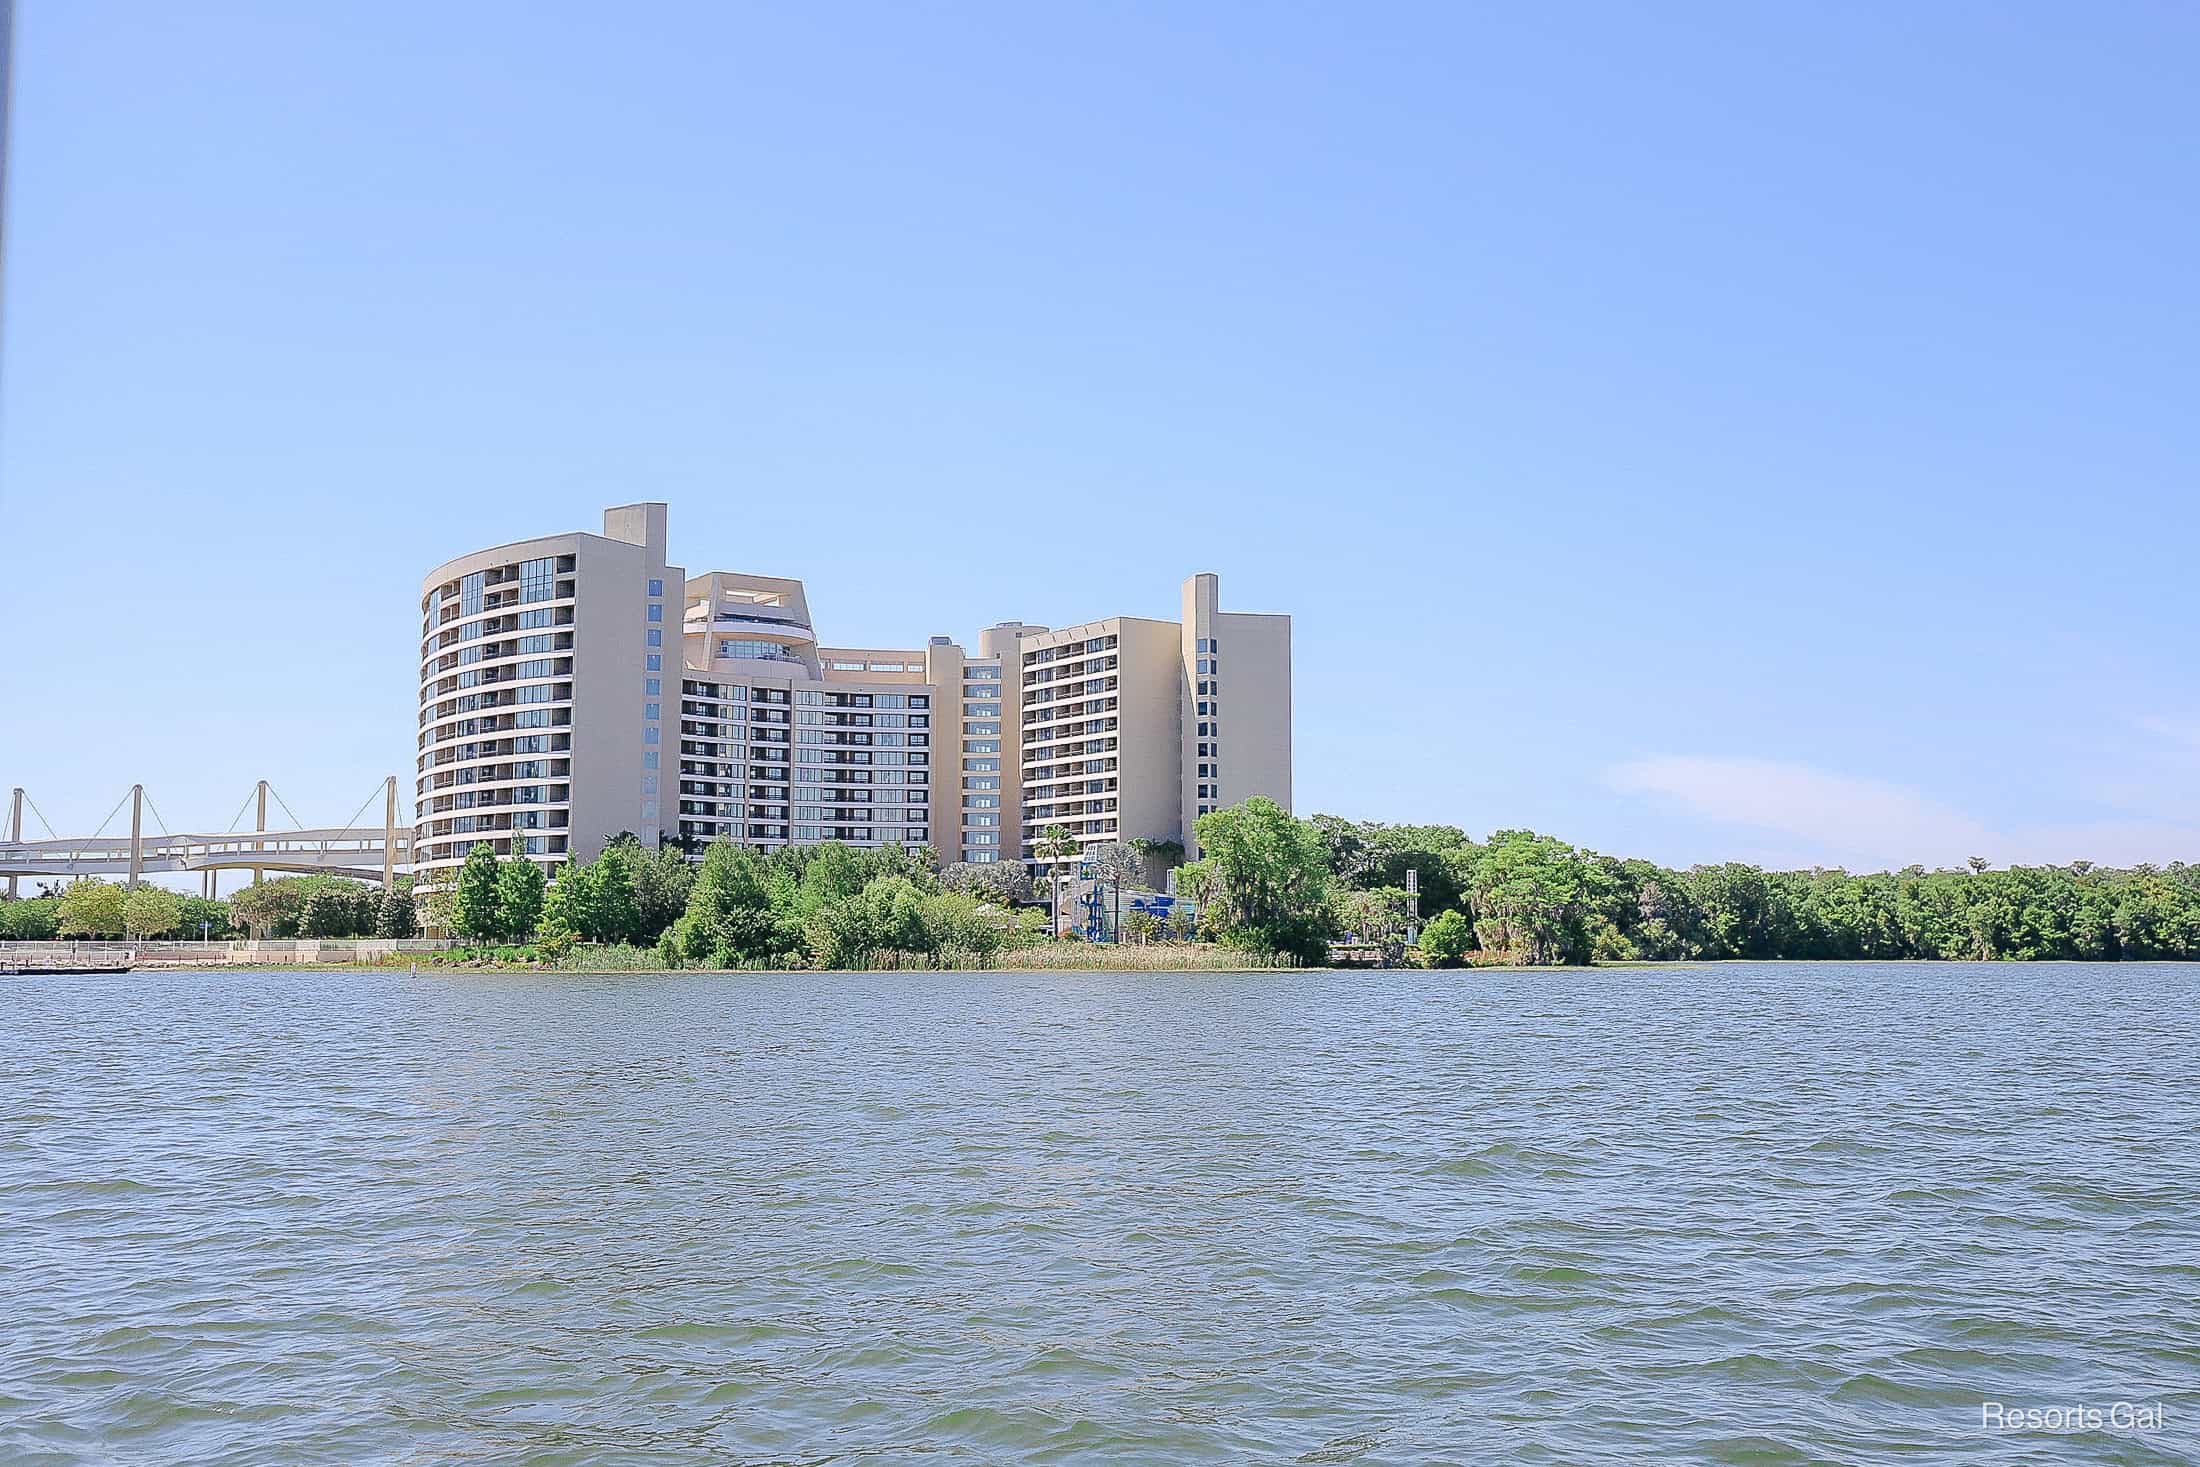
[
  {"xmin": 141, "ymin": 791, "xmax": 172, "ymax": 838},
  {"xmin": 222, "ymin": 787, "xmax": 256, "ymax": 835},
  {"xmin": 334, "ymin": 782, "xmax": 382, "ymax": 834},
  {"xmin": 87, "ymin": 789, "xmax": 133, "ymax": 839},
  {"xmin": 21, "ymin": 793, "xmax": 61, "ymax": 840},
  {"xmin": 267, "ymin": 785, "xmax": 308, "ymax": 833}
]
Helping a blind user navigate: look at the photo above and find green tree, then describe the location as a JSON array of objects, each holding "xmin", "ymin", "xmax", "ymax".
[
  {"xmin": 1036, "ymin": 825, "xmax": 1081, "ymax": 934},
  {"xmin": 1463, "ymin": 831, "xmax": 1610, "ymax": 965},
  {"xmin": 1418, "ymin": 909, "xmax": 1474, "ymax": 968},
  {"xmin": 123, "ymin": 885, "xmax": 184, "ymax": 939},
  {"xmin": 1191, "ymin": 797, "xmax": 1333, "ymax": 962},
  {"xmin": 0, "ymin": 896, "xmax": 63, "ymax": 940},
  {"xmin": 374, "ymin": 888, "xmax": 420, "ymax": 939},
  {"xmin": 302, "ymin": 882, "xmax": 375, "ymax": 937},
  {"xmin": 630, "ymin": 839, "xmax": 695, "ymax": 942},
  {"xmin": 176, "ymin": 895, "xmax": 236, "ymax": 940},
  {"xmin": 496, "ymin": 858, "xmax": 547, "ymax": 941},
  {"xmin": 58, "ymin": 879, "xmax": 128, "ymax": 937},
  {"xmin": 672, "ymin": 838, "xmax": 795, "ymax": 967},
  {"xmin": 450, "ymin": 843, "xmax": 505, "ymax": 942},
  {"xmin": 1333, "ymin": 885, "xmax": 1411, "ymax": 964}
]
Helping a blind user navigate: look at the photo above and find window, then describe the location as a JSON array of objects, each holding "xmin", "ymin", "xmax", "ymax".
[
  {"xmin": 460, "ymin": 571, "xmax": 484, "ymax": 616},
  {"xmin": 964, "ymin": 777, "xmax": 998, "ymax": 790},
  {"xmin": 963, "ymin": 702, "xmax": 1001, "ymax": 717},
  {"xmin": 645, "ymin": 704, "xmax": 661, "ymax": 721},
  {"xmin": 519, "ymin": 557, "xmax": 556, "ymax": 603},
  {"xmin": 964, "ymin": 759, "xmax": 999, "ymax": 772},
  {"xmin": 909, "ymin": 695, "xmax": 930, "ymax": 708},
  {"xmin": 964, "ymin": 722, "xmax": 1000, "ymax": 736},
  {"xmin": 645, "ymin": 678, "xmax": 660, "ymax": 696},
  {"xmin": 519, "ymin": 608, "xmax": 551, "ymax": 629},
  {"xmin": 965, "ymin": 740, "xmax": 999, "ymax": 754},
  {"xmin": 964, "ymin": 795, "xmax": 999, "ymax": 808},
  {"xmin": 718, "ymin": 639, "xmax": 783, "ymax": 660},
  {"xmin": 648, "ymin": 578, "xmax": 664, "ymax": 597},
  {"xmin": 647, "ymin": 654, "xmax": 662, "ymax": 671},
  {"xmin": 645, "ymin": 727, "xmax": 660, "ymax": 745},
  {"xmin": 648, "ymin": 603, "xmax": 664, "ymax": 623},
  {"xmin": 647, "ymin": 629, "xmax": 663, "ymax": 648},
  {"xmin": 643, "ymin": 751, "xmax": 658, "ymax": 769}
]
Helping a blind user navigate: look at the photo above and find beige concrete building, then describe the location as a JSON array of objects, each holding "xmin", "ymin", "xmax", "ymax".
[{"xmin": 417, "ymin": 504, "xmax": 1289, "ymax": 884}]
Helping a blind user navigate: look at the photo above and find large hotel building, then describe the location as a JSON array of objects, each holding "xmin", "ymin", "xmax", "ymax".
[{"xmin": 415, "ymin": 505, "xmax": 1291, "ymax": 891}]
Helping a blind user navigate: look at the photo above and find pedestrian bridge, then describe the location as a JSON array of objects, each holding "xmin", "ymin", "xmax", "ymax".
[{"xmin": 1, "ymin": 781, "xmax": 410, "ymax": 895}]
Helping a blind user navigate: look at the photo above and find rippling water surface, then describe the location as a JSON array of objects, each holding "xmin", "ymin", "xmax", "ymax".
[{"xmin": 4, "ymin": 964, "xmax": 2197, "ymax": 1464}]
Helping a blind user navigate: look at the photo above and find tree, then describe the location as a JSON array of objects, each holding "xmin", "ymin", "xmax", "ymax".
[
  {"xmin": 1419, "ymin": 909, "xmax": 1473, "ymax": 968},
  {"xmin": 177, "ymin": 896, "xmax": 236, "ymax": 941},
  {"xmin": 631, "ymin": 840, "xmax": 695, "ymax": 942},
  {"xmin": 1036, "ymin": 825, "xmax": 1081, "ymax": 935},
  {"xmin": 302, "ymin": 882, "xmax": 375, "ymax": 938},
  {"xmin": 57, "ymin": 879, "xmax": 127, "ymax": 937},
  {"xmin": 231, "ymin": 876, "xmax": 339, "ymax": 939},
  {"xmin": 1190, "ymin": 798, "xmax": 1334, "ymax": 962},
  {"xmin": 0, "ymin": 896, "xmax": 62, "ymax": 940},
  {"xmin": 374, "ymin": 888, "xmax": 420, "ymax": 939},
  {"xmin": 940, "ymin": 860, "xmax": 1035, "ymax": 904},
  {"xmin": 123, "ymin": 885, "xmax": 184, "ymax": 939},
  {"xmin": 450, "ymin": 843, "xmax": 505, "ymax": 942},
  {"xmin": 496, "ymin": 858, "xmax": 547, "ymax": 941},
  {"xmin": 1333, "ymin": 885, "xmax": 1411, "ymax": 965},
  {"xmin": 1462, "ymin": 831, "xmax": 1610, "ymax": 965},
  {"xmin": 672, "ymin": 838, "xmax": 795, "ymax": 967}
]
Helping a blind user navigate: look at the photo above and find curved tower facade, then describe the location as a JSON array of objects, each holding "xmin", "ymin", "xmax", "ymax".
[{"xmin": 415, "ymin": 504, "xmax": 680, "ymax": 890}]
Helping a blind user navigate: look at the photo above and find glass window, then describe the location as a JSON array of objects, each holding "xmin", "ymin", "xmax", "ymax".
[
  {"xmin": 645, "ymin": 703, "xmax": 660, "ymax": 721},
  {"xmin": 648, "ymin": 579, "xmax": 664, "ymax": 597},
  {"xmin": 519, "ymin": 557, "xmax": 555, "ymax": 603},
  {"xmin": 645, "ymin": 727, "xmax": 660, "ymax": 745},
  {"xmin": 459, "ymin": 571, "xmax": 484, "ymax": 615},
  {"xmin": 648, "ymin": 603, "xmax": 664, "ymax": 623},
  {"xmin": 643, "ymin": 751, "xmax": 658, "ymax": 769},
  {"xmin": 647, "ymin": 629, "xmax": 663, "ymax": 648},
  {"xmin": 647, "ymin": 654, "xmax": 662, "ymax": 671},
  {"xmin": 645, "ymin": 678, "xmax": 660, "ymax": 696}
]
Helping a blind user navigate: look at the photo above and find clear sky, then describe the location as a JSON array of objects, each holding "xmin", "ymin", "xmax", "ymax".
[{"xmin": 3, "ymin": 1, "xmax": 2196, "ymax": 874}]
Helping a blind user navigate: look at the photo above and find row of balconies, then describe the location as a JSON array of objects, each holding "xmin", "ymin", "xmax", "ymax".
[
  {"xmin": 426, "ymin": 605, "xmax": 576, "ymax": 656},
  {"xmin": 1022, "ymin": 655, "xmax": 1118, "ymax": 688},
  {"xmin": 421, "ymin": 631, "xmax": 576, "ymax": 680},
  {"xmin": 420, "ymin": 708, "xmax": 573, "ymax": 748},
  {"xmin": 1022, "ymin": 697, "xmax": 1119, "ymax": 733},
  {"xmin": 1022, "ymin": 635, "xmax": 1118, "ymax": 668}
]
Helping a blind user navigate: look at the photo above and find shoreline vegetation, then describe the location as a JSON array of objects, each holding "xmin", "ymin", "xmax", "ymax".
[{"xmin": 6, "ymin": 798, "xmax": 2197, "ymax": 970}]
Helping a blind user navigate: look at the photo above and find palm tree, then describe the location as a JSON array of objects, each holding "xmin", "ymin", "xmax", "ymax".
[{"xmin": 1037, "ymin": 825, "xmax": 1081, "ymax": 936}]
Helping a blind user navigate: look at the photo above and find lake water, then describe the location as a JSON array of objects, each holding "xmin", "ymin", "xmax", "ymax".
[{"xmin": 3, "ymin": 964, "xmax": 2196, "ymax": 1464}]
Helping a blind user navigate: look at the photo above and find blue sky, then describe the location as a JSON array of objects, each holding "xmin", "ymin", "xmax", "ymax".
[{"xmin": 3, "ymin": 1, "xmax": 2196, "ymax": 873}]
